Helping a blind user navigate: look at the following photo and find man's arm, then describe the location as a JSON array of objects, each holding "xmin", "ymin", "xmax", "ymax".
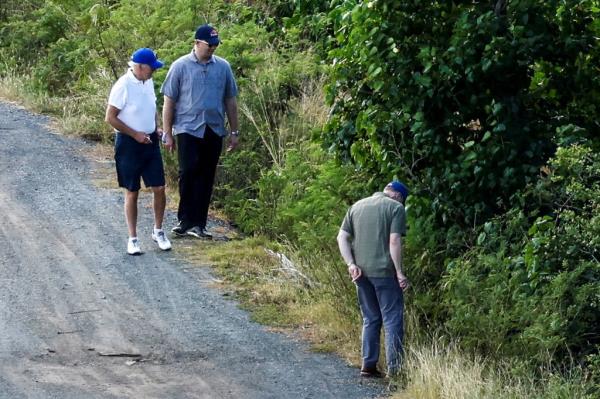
[
  {"xmin": 337, "ymin": 229, "xmax": 361, "ymax": 282},
  {"xmin": 390, "ymin": 232, "xmax": 409, "ymax": 290},
  {"xmin": 161, "ymin": 95, "xmax": 176, "ymax": 151},
  {"xmin": 225, "ymin": 96, "xmax": 239, "ymax": 151},
  {"xmin": 104, "ymin": 105, "xmax": 151, "ymax": 144}
]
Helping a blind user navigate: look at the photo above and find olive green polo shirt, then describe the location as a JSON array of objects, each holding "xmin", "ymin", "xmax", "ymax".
[{"xmin": 340, "ymin": 192, "xmax": 407, "ymax": 277}]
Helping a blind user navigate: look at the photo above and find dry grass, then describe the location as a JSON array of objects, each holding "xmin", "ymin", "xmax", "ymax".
[
  {"xmin": 0, "ymin": 71, "xmax": 62, "ymax": 115},
  {"xmin": 183, "ymin": 238, "xmax": 363, "ymax": 363},
  {"xmin": 239, "ymin": 49, "xmax": 327, "ymax": 168},
  {"xmin": 393, "ymin": 343, "xmax": 496, "ymax": 399},
  {"xmin": 51, "ymin": 69, "xmax": 114, "ymax": 141},
  {"xmin": 390, "ymin": 341, "xmax": 593, "ymax": 399},
  {"xmin": 1, "ymin": 64, "xmax": 116, "ymax": 142}
]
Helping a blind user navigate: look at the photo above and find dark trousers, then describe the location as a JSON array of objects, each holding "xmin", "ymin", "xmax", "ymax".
[{"xmin": 176, "ymin": 128, "xmax": 222, "ymax": 229}]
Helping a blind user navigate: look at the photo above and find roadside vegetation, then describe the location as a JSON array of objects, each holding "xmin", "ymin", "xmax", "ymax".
[{"xmin": 1, "ymin": 1, "xmax": 598, "ymax": 398}]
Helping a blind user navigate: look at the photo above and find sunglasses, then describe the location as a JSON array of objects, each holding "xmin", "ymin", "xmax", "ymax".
[{"xmin": 196, "ymin": 40, "xmax": 219, "ymax": 49}]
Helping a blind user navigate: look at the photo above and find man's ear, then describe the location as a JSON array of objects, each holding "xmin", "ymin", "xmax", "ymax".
[{"xmin": 393, "ymin": 192, "xmax": 404, "ymax": 203}]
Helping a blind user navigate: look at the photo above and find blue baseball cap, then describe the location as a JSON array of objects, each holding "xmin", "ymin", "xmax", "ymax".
[
  {"xmin": 195, "ymin": 24, "xmax": 220, "ymax": 46},
  {"xmin": 389, "ymin": 181, "xmax": 409, "ymax": 201},
  {"xmin": 131, "ymin": 48, "xmax": 163, "ymax": 69}
]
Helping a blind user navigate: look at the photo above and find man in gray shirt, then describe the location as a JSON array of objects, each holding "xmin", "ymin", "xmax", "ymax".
[
  {"xmin": 337, "ymin": 181, "xmax": 409, "ymax": 378},
  {"xmin": 161, "ymin": 24, "xmax": 239, "ymax": 238}
]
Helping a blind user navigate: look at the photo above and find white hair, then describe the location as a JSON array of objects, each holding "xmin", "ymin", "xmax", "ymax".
[{"xmin": 383, "ymin": 185, "xmax": 404, "ymax": 203}]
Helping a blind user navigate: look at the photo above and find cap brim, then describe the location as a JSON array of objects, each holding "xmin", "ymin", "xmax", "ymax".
[
  {"xmin": 151, "ymin": 60, "xmax": 164, "ymax": 69},
  {"xmin": 207, "ymin": 38, "xmax": 220, "ymax": 46}
]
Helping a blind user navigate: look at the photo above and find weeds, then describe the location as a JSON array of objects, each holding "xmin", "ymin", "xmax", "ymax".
[{"xmin": 0, "ymin": 62, "xmax": 113, "ymax": 141}]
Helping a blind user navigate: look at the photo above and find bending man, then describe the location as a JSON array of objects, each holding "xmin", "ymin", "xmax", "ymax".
[{"xmin": 337, "ymin": 181, "xmax": 410, "ymax": 377}]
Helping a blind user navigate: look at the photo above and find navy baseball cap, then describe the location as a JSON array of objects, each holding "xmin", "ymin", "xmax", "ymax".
[
  {"xmin": 195, "ymin": 24, "xmax": 220, "ymax": 46},
  {"xmin": 131, "ymin": 48, "xmax": 163, "ymax": 69},
  {"xmin": 389, "ymin": 181, "xmax": 409, "ymax": 200}
]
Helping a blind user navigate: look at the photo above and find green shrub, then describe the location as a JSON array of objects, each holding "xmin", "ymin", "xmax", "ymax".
[
  {"xmin": 324, "ymin": 0, "xmax": 600, "ymax": 228},
  {"xmin": 442, "ymin": 145, "xmax": 599, "ymax": 368}
]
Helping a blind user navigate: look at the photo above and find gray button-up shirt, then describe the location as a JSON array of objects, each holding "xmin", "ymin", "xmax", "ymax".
[{"xmin": 161, "ymin": 51, "xmax": 238, "ymax": 138}]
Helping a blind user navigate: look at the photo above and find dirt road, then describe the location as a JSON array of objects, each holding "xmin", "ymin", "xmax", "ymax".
[{"xmin": 0, "ymin": 101, "xmax": 383, "ymax": 398}]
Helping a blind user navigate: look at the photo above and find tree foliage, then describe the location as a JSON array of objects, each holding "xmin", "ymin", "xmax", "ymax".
[
  {"xmin": 325, "ymin": 0, "xmax": 600, "ymax": 227},
  {"xmin": 444, "ymin": 145, "xmax": 599, "ymax": 365}
]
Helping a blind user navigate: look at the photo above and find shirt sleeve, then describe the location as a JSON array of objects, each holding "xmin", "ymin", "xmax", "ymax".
[
  {"xmin": 224, "ymin": 63, "xmax": 238, "ymax": 99},
  {"xmin": 108, "ymin": 80, "xmax": 126, "ymax": 110},
  {"xmin": 340, "ymin": 208, "xmax": 354, "ymax": 236},
  {"xmin": 160, "ymin": 62, "xmax": 181, "ymax": 100},
  {"xmin": 390, "ymin": 205, "xmax": 407, "ymax": 236}
]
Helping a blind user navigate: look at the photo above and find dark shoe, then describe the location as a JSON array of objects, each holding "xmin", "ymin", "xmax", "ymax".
[
  {"xmin": 186, "ymin": 226, "xmax": 212, "ymax": 239},
  {"xmin": 199, "ymin": 227, "xmax": 213, "ymax": 239},
  {"xmin": 171, "ymin": 222, "xmax": 190, "ymax": 237},
  {"xmin": 360, "ymin": 367, "xmax": 384, "ymax": 378}
]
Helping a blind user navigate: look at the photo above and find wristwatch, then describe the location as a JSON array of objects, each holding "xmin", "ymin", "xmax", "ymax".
[{"xmin": 230, "ymin": 130, "xmax": 239, "ymax": 137}]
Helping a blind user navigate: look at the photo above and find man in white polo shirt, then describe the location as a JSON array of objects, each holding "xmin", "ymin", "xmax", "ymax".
[{"xmin": 105, "ymin": 48, "xmax": 172, "ymax": 255}]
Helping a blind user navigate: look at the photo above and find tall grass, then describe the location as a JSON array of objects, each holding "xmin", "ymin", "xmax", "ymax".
[
  {"xmin": 55, "ymin": 68, "xmax": 114, "ymax": 141},
  {"xmin": 0, "ymin": 62, "xmax": 119, "ymax": 142},
  {"xmin": 392, "ymin": 341, "xmax": 593, "ymax": 399},
  {"xmin": 0, "ymin": 66, "xmax": 60, "ymax": 113},
  {"xmin": 239, "ymin": 75, "xmax": 328, "ymax": 168}
]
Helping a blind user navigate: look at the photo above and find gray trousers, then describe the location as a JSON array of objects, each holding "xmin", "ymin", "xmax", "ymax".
[{"xmin": 356, "ymin": 276, "xmax": 404, "ymax": 374}]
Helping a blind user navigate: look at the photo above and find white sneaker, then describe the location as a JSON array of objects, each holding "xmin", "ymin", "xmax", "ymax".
[
  {"xmin": 127, "ymin": 238, "xmax": 142, "ymax": 255},
  {"xmin": 152, "ymin": 229, "xmax": 172, "ymax": 251}
]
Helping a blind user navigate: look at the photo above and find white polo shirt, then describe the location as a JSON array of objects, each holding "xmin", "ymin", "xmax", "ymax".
[{"xmin": 108, "ymin": 69, "xmax": 157, "ymax": 134}]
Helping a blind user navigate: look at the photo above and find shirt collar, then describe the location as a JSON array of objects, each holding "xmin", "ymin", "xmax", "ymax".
[{"xmin": 126, "ymin": 69, "xmax": 146, "ymax": 84}]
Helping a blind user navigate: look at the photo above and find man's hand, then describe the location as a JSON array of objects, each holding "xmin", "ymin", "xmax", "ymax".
[
  {"xmin": 226, "ymin": 134, "xmax": 239, "ymax": 152},
  {"xmin": 134, "ymin": 131, "xmax": 152, "ymax": 144},
  {"xmin": 161, "ymin": 131, "xmax": 176, "ymax": 152},
  {"xmin": 397, "ymin": 272, "xmax": 409, "ymax": 290},
  {"xmin": 348, "ymin": 264, "xmax": 362, "ymax": 282}
]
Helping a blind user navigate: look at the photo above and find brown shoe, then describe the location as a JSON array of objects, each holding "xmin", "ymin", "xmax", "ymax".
[{"xmin": 360, "ymin": 367, "xmax": 384, "ymax": 378}]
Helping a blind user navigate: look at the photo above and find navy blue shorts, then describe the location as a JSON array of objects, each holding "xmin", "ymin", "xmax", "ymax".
[{"xmin": 114, "ymin": 132, "xmax": 165, "ymax": 192}]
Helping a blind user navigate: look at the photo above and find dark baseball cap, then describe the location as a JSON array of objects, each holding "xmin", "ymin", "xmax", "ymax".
[{"xmin": 195, "ymin": 24, "xmax": 220, "ymax": 46}]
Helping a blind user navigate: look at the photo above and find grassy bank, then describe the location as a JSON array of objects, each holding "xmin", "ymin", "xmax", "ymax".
[{"xmin": 183, "ymin": 238, "xmax": 595, "ymax": 399}]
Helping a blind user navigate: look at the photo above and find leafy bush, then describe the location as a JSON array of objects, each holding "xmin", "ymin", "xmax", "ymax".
[
  {"xmin": 324, "ymin": 0, "xmax": 600, "ymax": 228},
  {"xmin": 442, "ymin": 145, "xmax": 599, "ymax": 367}
]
